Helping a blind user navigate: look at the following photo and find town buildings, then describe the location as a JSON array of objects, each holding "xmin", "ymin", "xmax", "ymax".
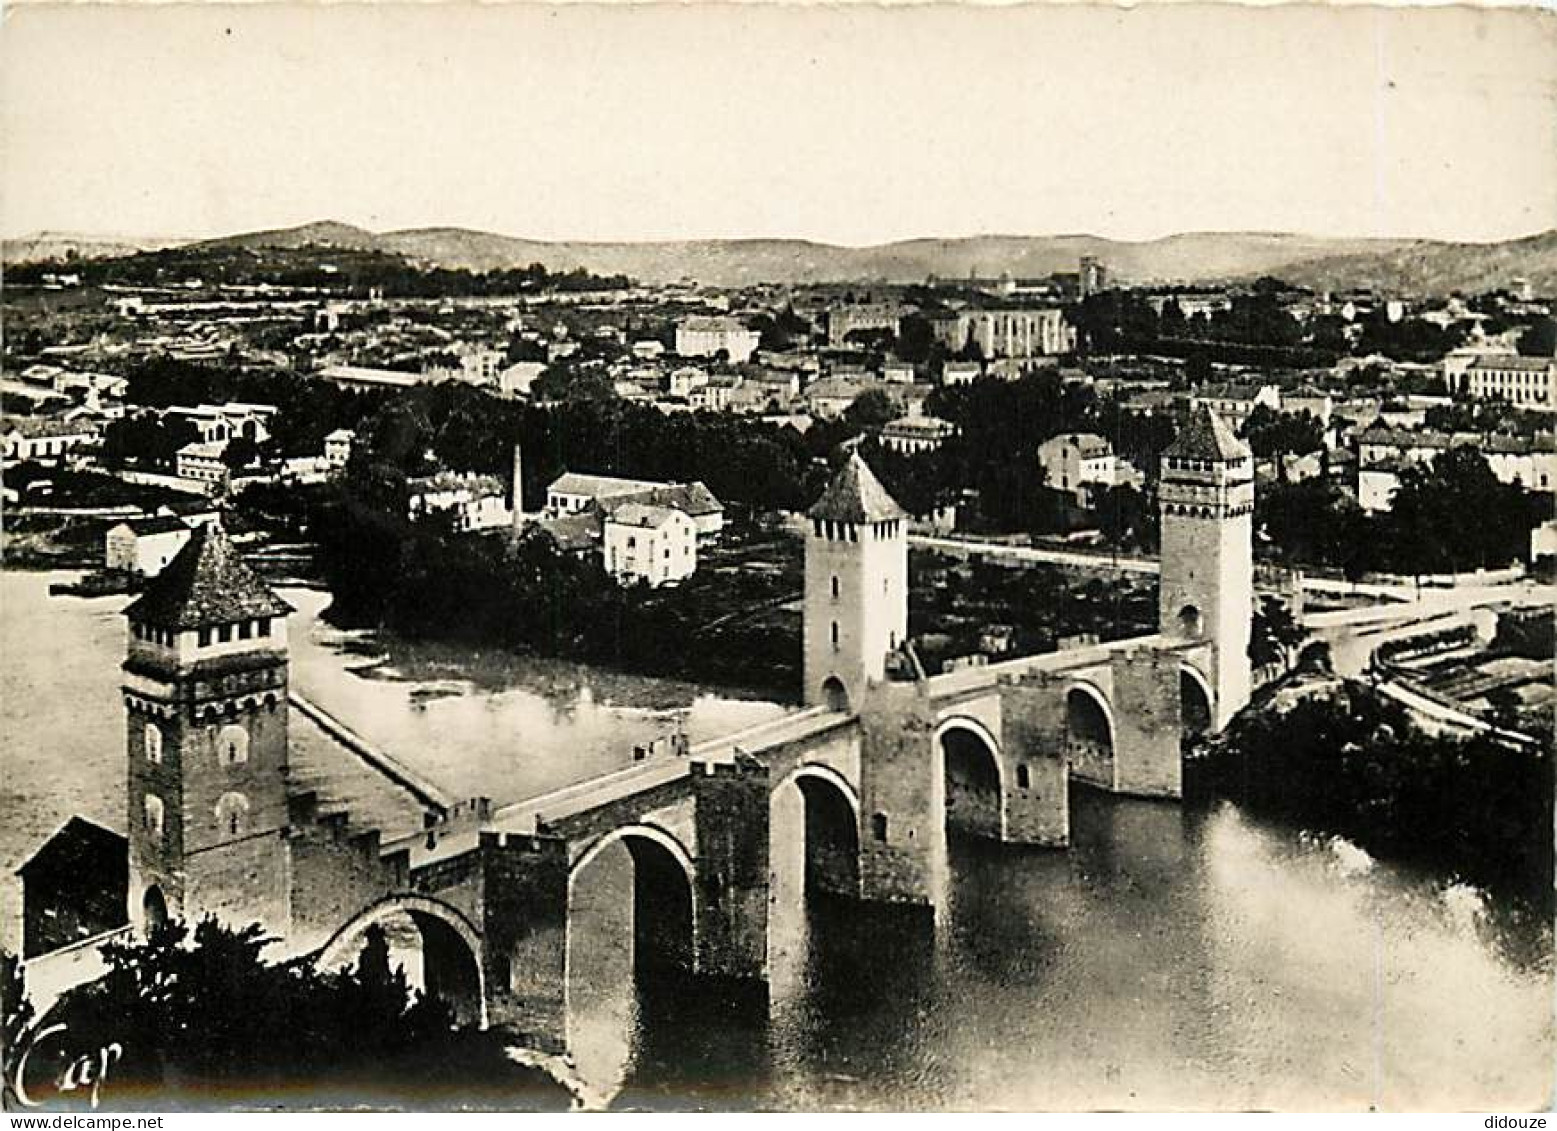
[
  {"xmin": 675, "ymin": 315, "xmax": 760, "ymax": 364},
  {"xmin": 323, "ymin": 429, "xmax": 355, "ymax": 468}
]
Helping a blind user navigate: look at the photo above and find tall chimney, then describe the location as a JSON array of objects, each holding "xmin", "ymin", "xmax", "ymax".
[{"xmin": 511, "ymin": 441, "xmax": 525, "ymax": 532}]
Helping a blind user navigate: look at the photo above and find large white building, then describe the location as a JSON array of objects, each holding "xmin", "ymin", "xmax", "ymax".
[
  {"xmin": 675, "ymin": 316, "xmax": 760, "ymax": 364},
  {"xmin": 931, "ymin": 307, "xmax": 1075, "ymax": 359},
  {"xmin": 602, "ymin": 504, "xmax": 698, "ymax": 587},
  {"xmin": 1462, "ymin": 356, "xmax": 1557, "ymax": 411}
]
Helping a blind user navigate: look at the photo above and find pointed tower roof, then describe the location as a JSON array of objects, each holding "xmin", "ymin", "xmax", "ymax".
[
  {"xmin": 1164, "ymin": 403, "xmax": 1250, "ymax": 462},
  {"xmin": 808, "ymin": 451, "xmax": 908, "ymax": 524},
  {"xmin": 123, "ymin": 523, "xmax": 293, "ymax": 630}
]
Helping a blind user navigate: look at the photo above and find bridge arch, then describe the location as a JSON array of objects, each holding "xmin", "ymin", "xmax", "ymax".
[
  {"xmin": 1065, "ymin": 680, "xmax": 1116, "ymax": 788},
  {"xmin": 569, "ymin": 822, "xmax": 696, "ymax": 976},
  {"xmin": 316, "ymin": 893, "xmax": 486, "ymax": 1027},
  {"xmin": 936, "ymin": 716, "xmax": 1005, "ymax": 842},
  {"xmin": 1179, "ymin": 663, "xmax": 1215, "ymax": 737},
  {"xmin": 774, "ymin": 763, "xmax": 862, "ymax": 900}
]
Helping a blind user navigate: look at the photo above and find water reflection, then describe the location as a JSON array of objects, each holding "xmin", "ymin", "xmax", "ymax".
[{"xmin": 565, "ymin": 787, "xmax": 1551, "ymax": 1111}]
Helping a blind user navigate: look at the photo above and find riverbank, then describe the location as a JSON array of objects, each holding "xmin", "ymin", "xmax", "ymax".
[{"xmin": 1188, "ymin": 673, "xmax": 1554, "ymax": 933}]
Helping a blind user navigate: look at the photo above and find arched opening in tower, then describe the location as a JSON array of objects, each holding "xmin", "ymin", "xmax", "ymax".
[
  {"xmin": 940, "ymin": 726, "xmax": 1002, "ymax": 842},
  {"xmin": 1066, "ymin": 686, "xmax": 1115, "ymax": 787},
  {"xmin": 795, "ymin": 774, "xmax": 860, "ymax": 901},
  {"xmin": 1180, "ymin": 668, "xmax": 1213, "ymax": 738},
  {"xmin": 820, "ymin": 675, "xmax": 850, "ymax": 713},
  {"xmin": 142, "ymin": 884, "xmax": 168, "ymax": 931},
  {"xmin": 1176, "ymin": 604, "xmax": 1204, "ymax": 638}
]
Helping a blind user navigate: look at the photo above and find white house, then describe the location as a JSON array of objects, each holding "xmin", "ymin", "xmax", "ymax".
[
  {"xmin": 880, "ymin": 414, "xmax": 955, "ymax": 455},
  {"xmin": 498, "ymin": 361, "xmax": 546, "ymax": 398},
  {"xmin": 688, "ymin": 375, "xmax": 741, "ymax": 412},
  {"xmin": 942, "ymin": 361, "xmax": 981, "ymax": 387},
  {"xmin": 1532, "ymin": 518, "xmax": 1557, "ymax": 563},
  {"xmin": 675, "ymin": 316, "xmax": 760, "ymax": 364},
  {"xmin": 667, "ymin": 366, "xmax": 710, "ymax": 399},
  {"xmin": 323, "ymin": 429, "xmax": 355, "ymax": 468},
  {"xmin": 1, "ymin": 416, "xmax": 96, "ymax": 463},
  {"xmin": 176, "ymin": 441, "xmax": 230, "ymax": 487},
  {"xmin": 406, "ymin": 471, "xmax": 511, "ymax": 532},
  {"xmin": 104, "ymin": 515, "xmax": 194, "ymax": 576},
  {"xmin": 602, "ymin": 504, "xmax": 699, "ymax": 587},
  {"xmin": 1037, "ymin": 432, "xmax": 1117, "ymax": 505}
]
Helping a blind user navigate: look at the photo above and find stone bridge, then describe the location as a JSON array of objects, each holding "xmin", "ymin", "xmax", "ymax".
[{"xmin": 312, "ymin": 630, "xmax": 1219, "ymax": 1054}]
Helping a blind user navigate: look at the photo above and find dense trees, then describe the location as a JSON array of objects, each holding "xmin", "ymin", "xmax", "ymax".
[
  {"xmin": 2, "ymin": 918, "xmax": 568, "ymax": 1110},
  {"xmin": 1192, "ymin": 682, "xmax": 1552, "ymax": 921},
  {"xmin": 1256, "ymin": 448, "xmax": 1544, "ymax": 576}
]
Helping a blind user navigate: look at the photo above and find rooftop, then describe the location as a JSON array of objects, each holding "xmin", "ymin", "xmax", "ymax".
[
  {"xmin": 1163, "ymin": 403, "xmax": 1250, "ymax": 462},
  {"xmin": 808, "ymin": 451, "xmax": 908, "ymax": 524},
  {"xmin": 606, "ymin": 503, "xmax": 684, "ymax": 530},
  {"xmin": 124, "ymin": 523, "xmax": 293, "ymax": 630},
  {"xmin": 549, "ymin": 471, "xmax": 664, "ymax": 499}
]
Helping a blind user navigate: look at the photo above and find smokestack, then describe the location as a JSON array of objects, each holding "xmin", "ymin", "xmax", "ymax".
[{"xmin": 511, "ymin": 441, "xmax": 525, "ymax": 533}]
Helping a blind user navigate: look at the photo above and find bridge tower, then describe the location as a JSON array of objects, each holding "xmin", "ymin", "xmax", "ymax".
[
  {"xmin": 1158, "ymin": 403, "xmax": 1253, "ymax": 729},
  {"xmin": 803, "ymin": 451, "xmax": 908, "ymax": 710},
  {"xmin": 121, "ymin": 523, "xmax": 295, "ymax": 934}
]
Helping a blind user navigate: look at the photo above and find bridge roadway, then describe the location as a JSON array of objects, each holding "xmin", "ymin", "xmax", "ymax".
[{"xmin": 389, "ymin": 705, "xmax": 854, "ymax": 871}]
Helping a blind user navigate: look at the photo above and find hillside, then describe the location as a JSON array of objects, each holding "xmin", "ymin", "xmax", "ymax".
[
  {"xmin": 2, "ymin": 231, "xmax": 191, "ymax": 264},
  {"xmin": 1269, "ymin": 230, "xmax": 1557, "ymax": 295},
  {"xmin": 7, "ymin": 220, "xmax": 1554, "ymax": 294}
]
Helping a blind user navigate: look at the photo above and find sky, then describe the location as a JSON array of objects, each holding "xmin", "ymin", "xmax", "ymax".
[{"xmin": 3, "ymin": 3, "xmax": 1554, "ymax": 246}]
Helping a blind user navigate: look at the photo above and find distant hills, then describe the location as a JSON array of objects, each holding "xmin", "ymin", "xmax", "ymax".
[{"xmin": 7, "ymin": 220, "xmax": 1555, "ymax": 294}]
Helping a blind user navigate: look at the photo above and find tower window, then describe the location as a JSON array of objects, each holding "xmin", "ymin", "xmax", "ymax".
[
  {"xmin": 871, "ymin": 812, "xmax": 889, "ymax": 842},
  {"xmin": 143, "ymin": 793, "xmax": 165, "ymax": 841},
  {"xmin": 218, "ymin": 724, "xmax": 249, "ymax": 766},
  {"xmin": 831, "ymin": 575, "xmax": 840, "ymax": 599},
  {"xmin": 830, "ymin": 621, "xmax": 840, "ymax": 650},
  {"xmin": 1017, "ymin": 764, "xmax": 1031, "ymax": 789},
  {"xmin": 144, "ymin": 722, "xmax": 163, "ymax": 764},
  {"xmin": 215, "ymin": 792, "xmax": 251, "ymax": 838}
]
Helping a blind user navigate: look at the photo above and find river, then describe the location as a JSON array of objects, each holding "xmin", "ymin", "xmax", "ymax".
[{"xmin": 1, "ymin": 569, "xmax": 1550, "ymax": 1110}]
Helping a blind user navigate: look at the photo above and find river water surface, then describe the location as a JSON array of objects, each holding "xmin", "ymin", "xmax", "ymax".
[{"xmin": 1, "ymin": 570, "xmax": 1549, "ymax": 1110}]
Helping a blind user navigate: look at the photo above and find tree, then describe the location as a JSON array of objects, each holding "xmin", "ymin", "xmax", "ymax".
[
  {"xmin": 1249, "ymin": 594, "xmax": 1304, "ymax": 670},
  {"xmin": 1516, "ymin": 317, "xmax": 1556, "ymax": 358},
  {"xmin": 1240, "ymin": 405, "xmax": 1324, "ymax": 476},
  {"xmin": 221, "ymin": 434, "xmax": 262, "ymax": 471},
  {"xmin": 843, "ymin": 388, "xmax": 898, "ymax": 432}
]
